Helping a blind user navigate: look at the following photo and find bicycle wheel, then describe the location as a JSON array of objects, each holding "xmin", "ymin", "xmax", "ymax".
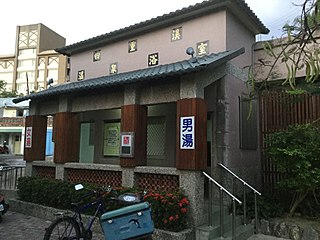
[{"xmin": 43, "ymin": 216, "xmax": 81, "ymax": 240}]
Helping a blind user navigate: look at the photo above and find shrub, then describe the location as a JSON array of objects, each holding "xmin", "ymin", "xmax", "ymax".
[
  {"xmin": 17, "ymin": 177, "xmax": 191, "ymax": 232},
  {"xmin": 143, "ymin": 191, "xmax": 190, "ymax": 232},
  {"xmin": 266, "ymin": 123, "xmax": 320, "ymax": 216},
  {"xmin": 234, "ymin": 192, "xmax": 286, "ymax": 220},
  {"xmin": 17, "ymin": 176, "xmax": 85, "ymax": 210}
]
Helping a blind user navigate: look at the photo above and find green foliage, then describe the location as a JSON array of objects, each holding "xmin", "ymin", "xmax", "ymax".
[
  {"xmin": 248, "ymin": 0, "xmax": 320, "ymax": 97},
  {"xmin": 17, "ymin": 176, "xmax": 85, "ymax": 210},
  {"xmin": 143, "ymin": 191, "xmax": 190, "ymax": 232},
  {"xmin": 266, "ymin": 123, "xmax": 320, "ymax": 215},
  {"xmin": 296, "ymin": 190, "xmax": 320, "ymax": 218},
  {"xmin": 234, "ymin": 193, "xmax": 286, "ymax": 220},
  {"xmin": 17, "ymin": 176, "xmax": 191, "ymax": 232},
  {"xmin": 0, "ymin": 80, "xmax": 19, "ymax": 97}
]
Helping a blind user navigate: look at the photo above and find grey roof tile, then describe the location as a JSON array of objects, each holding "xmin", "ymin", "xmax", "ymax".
[{"xmin": 13, "ymin": 48, "xmax": 244, "ymax": 103}]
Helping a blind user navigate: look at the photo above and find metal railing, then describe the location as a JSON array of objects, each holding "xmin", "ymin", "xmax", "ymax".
[
  {"xmin": 218, "ymin": 163, "xmax": 261, "ymax": 232},
  {"xmin": 203, "ymin": 171, "xmax": 242, "ymax": 239},
  {"xmin": 0, "ymin": 166, "xmax": 25, "ymax": 189}
]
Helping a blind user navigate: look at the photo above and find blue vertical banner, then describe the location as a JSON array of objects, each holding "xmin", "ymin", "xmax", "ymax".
[{"xmin": 180, "ymin": 116, "xmax": 195, "ymax": 149}]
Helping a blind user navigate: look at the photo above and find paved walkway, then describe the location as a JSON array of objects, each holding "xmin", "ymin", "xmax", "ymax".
[
  {"xmin": 0, "ymin": 210, "xmax": 287, "ymax": 240},
  {"xmin": 0, "ymin": 211, "xmax": 104, "ymax": 240}
]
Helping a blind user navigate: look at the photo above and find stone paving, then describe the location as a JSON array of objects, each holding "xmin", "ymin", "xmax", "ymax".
[{"xmin": 0, "ymin": 211, "xmax": 105, "ymax": 240}]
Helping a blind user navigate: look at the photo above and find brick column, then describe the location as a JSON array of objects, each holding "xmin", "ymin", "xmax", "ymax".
[
  {"xmin": 120, "ymin": 104, "xmax": 147, "ymax": 167},
  {"xmin": 176, "ymin": 98, "xmax": 207, "ymax": 170}
]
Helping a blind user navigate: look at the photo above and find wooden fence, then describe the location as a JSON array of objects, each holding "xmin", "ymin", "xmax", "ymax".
[{"xmin": 260, "ymin": 91, "xmax": 320, "ymax": 194}]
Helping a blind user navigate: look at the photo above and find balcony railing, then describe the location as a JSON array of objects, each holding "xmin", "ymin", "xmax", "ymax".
[{"xmin": 0, "ymin": 117, "xmax": 25, "ymax": 127}]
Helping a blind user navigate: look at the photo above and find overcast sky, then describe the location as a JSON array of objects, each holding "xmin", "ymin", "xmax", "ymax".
[{"xmin": 0, "ymin": 0, "xmax": 305, "ymax": 55}]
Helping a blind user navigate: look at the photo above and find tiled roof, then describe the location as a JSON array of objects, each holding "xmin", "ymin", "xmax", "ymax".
[
  {"xmin": 56, "ymin": 0, "xmax": 268, "ymax": 56},
  {"xmin": 13, "ymin": 48, "xmax": 244, "ymax": 103}
]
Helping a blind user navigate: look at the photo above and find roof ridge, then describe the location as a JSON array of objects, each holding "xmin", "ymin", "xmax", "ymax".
[{"xmin": 56, "ymin": 0, "xmax": 268, "ymax": 55}]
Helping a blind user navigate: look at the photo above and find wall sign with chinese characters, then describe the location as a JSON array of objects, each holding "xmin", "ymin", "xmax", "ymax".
[
  {"xmin": 197, "ymin": 40, "xmax": 209, "ymax": 56},
  {"xmin": 109, "ymin": 62, "xmax": 118, "ymax": 74},
  {"xmin": 148, "ymin": 53, "xmax": 159, "ymax": 66},
  {"xmin": 180, "ymin": 116, "xmax": 195, "ymax": 149},
  {"xmin": 25, "ymin": 126, "xmax": 32, "ymax": 148},
  {"xmin": 93, "ymin": 50, "xmax": 101, "ymax": 61},
  {"xmin": 77, "ymin": 70, "xmax": 85, "ymax": 81},
  {"xmin": 128, "ymin": 39, "xmax": 137, "ymax": 53},
  {"xmin": 171, "ymin": 27, "xmax": 182, "ymax": 41}
]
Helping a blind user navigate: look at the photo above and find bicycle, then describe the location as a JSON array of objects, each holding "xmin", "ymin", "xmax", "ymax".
[{"xmin": 43, "ymin": 184, "xmax": 154, "ymax": 240}]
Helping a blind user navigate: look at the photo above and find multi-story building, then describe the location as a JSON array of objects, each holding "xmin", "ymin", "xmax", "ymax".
[
  {"xmin": 0, "ymin": 23, "xmax": 68, "ymax": 154},
  {"xmin": 0, "ymin": 23, "xmax": 68, "ymax": 95}
]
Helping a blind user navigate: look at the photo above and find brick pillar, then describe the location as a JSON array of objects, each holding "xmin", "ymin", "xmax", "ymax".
[
  {"xmin": 24, "ymin": 115, "xmax": 47, "ymax": 162},
  {"xmin": 53, "ymin": 112, "xmax": 80, "ymax": 164},
  {"xmin": 120, "ymin": 104, "xmax": 147, "ymax": 167},
  {"xmin": 176, "ymin": 98, "xmax": 207, "ymax": 170}
]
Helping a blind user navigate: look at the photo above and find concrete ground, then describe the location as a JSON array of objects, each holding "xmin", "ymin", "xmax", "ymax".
[{"xmin": 248, "ymin": 234, "xmax": 287, "ymax": 240}]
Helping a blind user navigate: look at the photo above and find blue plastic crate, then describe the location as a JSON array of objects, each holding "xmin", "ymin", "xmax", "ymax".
[{"xmin": 100, "ymin": 202, "xmax": 154, "ymax": 240}]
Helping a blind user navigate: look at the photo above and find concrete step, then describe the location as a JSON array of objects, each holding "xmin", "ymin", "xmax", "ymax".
[
  {"xmin": 196, "ymin": 214, "xmax": 243, "ymax": 240},
  {"xmin": 196, "ymin": 223, "xmax": 254, "ymax": 240}
]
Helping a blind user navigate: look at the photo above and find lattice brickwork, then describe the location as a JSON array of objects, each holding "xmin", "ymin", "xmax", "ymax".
[
  {"xmin": 34, "ymin": 166, "xmax": 55, "ymax": 179},
  {"xmin": 136, "ymin": 173, "xmax": 179, "ymax": 192},
  {"xmin": 66, "ymin": 169, "xmax": 122, "ymax": 187}
]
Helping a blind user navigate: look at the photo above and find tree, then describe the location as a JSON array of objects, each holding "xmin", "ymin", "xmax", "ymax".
[
  {"xmin": 0, "ymin": 80, "xmax": 19, "ymax": 97},
  {"xmin": 248, "ymin": 0, "xmax": 320, "ymax": 97},
  {"xmin": 266, "ymin": 123, "xmax": 320, "ymax": 216}
]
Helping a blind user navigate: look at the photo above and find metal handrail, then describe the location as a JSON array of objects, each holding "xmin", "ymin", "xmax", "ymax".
[
  {"xmin": 203, "ymin": 171, "xmax": 242, "ymax": 204},
  {"xmin": 202, "ymin": 171, "xmax": 241, "ymax": 239},
  {"xmin": 217, "ymin": 163, "xmax": 261, "ymax": 233},
  {"xmin": 218, "ymin": 163, "xmax": 261, "ymax": 195}
]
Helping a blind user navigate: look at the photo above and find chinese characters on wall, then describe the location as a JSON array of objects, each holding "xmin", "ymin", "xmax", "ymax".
[
  {"xmin": 148, "ymin": 53, "xmax": 159, "ymax": 66},
  {"xmin": 80, "ymin": 28, "xmax": 210, "ymax": 79},
  {"xmin": 77, "ymin": 70, "xmax": 85, "ymax": 81},
  {"xmin": 180, "ymin": 116, "xmax": 195, "ymax": 149},
  {"xmin": 128, "ymin": 40, "xmax": 137, "ymax": 53},
  {"xmin": 93, "ymin": 50, "xmax": 101, "ymax": 61},
  {"xmin": 171, "ymin": 27, "xmax": 182, "ymax": 41},
  {"xmin": 25, "ymin": 126, "xmax": 32, "ymax": 148},
  {"xmin": 197, "ymin": 40, "xmax": 209, "ymax": 56},
  {"xmin": 109, "ymin": 63, "xmax": 118, "ymax": 74}
]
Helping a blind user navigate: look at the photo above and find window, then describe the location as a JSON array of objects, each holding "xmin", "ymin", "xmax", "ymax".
[
  {"xmin": 239, "ymin": 96, "xmax": 258, "ymax": 149},
  {"xmin": 18, "ymin": 59, "xmax": 35, "ymax": 68},
  {"xmin": 18, "ymin": 48, "xmax": 36, "ymax": 57},
  {"xmin": 48, "ymin": 69, "xmax": 58, "ymax": 81},
  {"xmin": 17, "ymin": 71, "xmax": 35, "ymax": 80},
  {"xmin": 147, "ymin": 117, "xmax": 165, "ymax": 158},
  {"xmin": 16, "ymin": 110, "xmax": 24, "ymax": 117},
  {"xmin": 103, "ymin": 122, "xmax": 120, "ymax": 156}
]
